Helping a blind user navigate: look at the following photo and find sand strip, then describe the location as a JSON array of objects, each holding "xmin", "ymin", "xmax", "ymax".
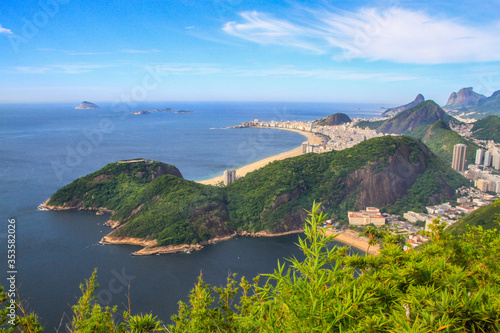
[
  {"xmin": 199, "ymin": 128, "xmax": 323, "ymax": 185},
  {"xmin": 324, "ymin": 229, "xmax": 380, "ymax": 254}
]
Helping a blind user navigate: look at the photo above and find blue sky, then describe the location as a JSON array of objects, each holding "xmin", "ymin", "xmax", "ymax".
[{"xmin": 1, "ymin": 0, "xmax": 500, "ymax": 104}]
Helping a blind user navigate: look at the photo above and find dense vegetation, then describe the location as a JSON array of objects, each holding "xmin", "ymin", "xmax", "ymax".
[
  {"xmin": 472, "ymin": 115, "xmax": 500, "ymax": 143},
  {"xmin": 48, "ymin": 159, "xmax": 229, "ymax": 246},
  {"xmin": 357, "ymin": 101, "xmax": 479, "ymax": 166},
  {"xmin": 447, "ymin": 201, "xmax": 500, "ymax": 236},
  {"xmin": 3, "ymin": 203, "xmax": 499, "ymax": 332},
  {"xmin": 459, "ymin": 90, "xmax": 500, "ymax": 118},
  {"xmin": 357, "ymin": 100, "xmax": 446, "ymax": 136},
  {"xmin": 422, "ymin": 120, "xmax": 479, "ymax": 165},
  {"xmin": 47, "ymin": 136, "xmax": 467, "ymax": 247}
]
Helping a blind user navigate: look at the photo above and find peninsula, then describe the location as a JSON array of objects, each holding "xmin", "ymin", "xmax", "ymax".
[{"xmin": 41, "ymin": 136, "xmax": 467, "ymax": 255}]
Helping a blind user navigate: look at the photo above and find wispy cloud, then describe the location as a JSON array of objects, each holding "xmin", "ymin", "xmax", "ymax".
[
  {"xmin": 15, "ymin": 64, "xmax": 111, "ymax": 74},
  {"xmin": 15, "ymin": 67, "xmax": 52, "ymax": 74},
  {"xmin": 120, "ymin": 49, "xmax": 161, "ymax": 54},
  {"xmin": 157, "ymin": 64, "xmax": 223, "ymax": 75},
  {"xmin": 0, "ymin": 24, "xmax": 13, "ymax": 34},
  {"xmin": 223, "ymin": 7, "xmax": 500, "ymax": 64},
  {"xmin": 65, "ymin": 51, "xmax": 113, "ymax": 55},
  {"xmin": 155, "ymin": 63, "xmax": 417, "ymax": 81},
  {"xmin": 223, "ymin": 11, "xmax": 325, "ymax": 53}
]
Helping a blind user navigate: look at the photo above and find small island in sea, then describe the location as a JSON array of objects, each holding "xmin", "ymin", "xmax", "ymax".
[
  {"xmin": 75, "ymin": 101, "xmax": 99, "ymax": 109},
  {"xmin": 130, "ymin": 107, "xmax": 173, "ymax": 115},
  {"xmin": 131, "ymin": 108, "xmax": 194, "ymax": 115}
]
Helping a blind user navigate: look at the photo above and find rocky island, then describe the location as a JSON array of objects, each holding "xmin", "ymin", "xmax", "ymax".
[
  {"xmin": 75, "ymin": 101, "xmax": 99, "ymax": 109},
  {"xmin": 41, "ymin": 136, "xmax": 467, "ymax": 255},
  {"xmin": 130, "ymin": 108, "xmax": 174, "ymax": 115}
]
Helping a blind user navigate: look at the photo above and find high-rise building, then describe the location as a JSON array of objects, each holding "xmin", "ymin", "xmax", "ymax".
[
  {"xmin": 223, "ymin": 169, "xmax": 236, "ymax": 185},
  {"xmin": 451, "ymin": 144, "xmax": 467, "ymax": 172},
  {"xmin": 475, "ymin": 148, "xmax": 484, "ymax": 165},
  {"xmin": 492, "ymin": 150, "xmax": 500, "ymax": 170},
  {"xmin": 484, "ymin": 151, "xmax": 492, "ymax": 167}
]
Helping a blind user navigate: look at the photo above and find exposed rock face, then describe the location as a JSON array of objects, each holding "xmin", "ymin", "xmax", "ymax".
[
  {"xmin": 445, "ymin": 88, "xmax": 485, "ymax": 108},
  {"xmin": 346, "ymin": 141, "xmax": 427, "ymax": 209},
  {"xmin": 75, "ymin": 101, "xmax": 99, "ymax": 109},
  {"xmin": 316, "ymin": 113, "xmax": 352, "ymax": 126},
  {"xmin": 382, "ymin": 94, "xmax": 425, "ymax": 117}
]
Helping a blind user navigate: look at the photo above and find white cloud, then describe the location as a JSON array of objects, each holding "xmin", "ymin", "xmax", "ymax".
[
  {"xmin": 223, "ymin": 8, "xmax": 500, "ymax": 64},
  {"xmin": 0, "ymin": 24, "xmax": 12, "ymax": 34},
  {"xmin": 15, "ymin": 67, "xmax": 52, "ymax": 74},
  {"xmin": 15, "ymin": 64, "xmax": 111, "ymax": 74},
  {"xmin": 155, "ymin": 63, "xmax": 417, "ymax": 81},
  {"xmin": 223, "ymin": 11, "xmax": 325, "ymax": 53},
  {"xmin": 120, "ymin": 49, "xmax": 161, "ymax": 54}
]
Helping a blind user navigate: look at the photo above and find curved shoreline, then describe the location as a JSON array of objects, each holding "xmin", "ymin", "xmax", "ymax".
[
  {"xmin": 102, "ymin": 229, "xmax": 305, "ymax": 256},
  {"xmin": 198, "ymin": 127, "xmax": 323, "ymax": 185},
  {"xmin": 40, "ymin": 200, "xmax": 378, "ymax": 255},
  {"xmin": 324, "ymin": 229, "xmax": 380, "ymax": 254}
]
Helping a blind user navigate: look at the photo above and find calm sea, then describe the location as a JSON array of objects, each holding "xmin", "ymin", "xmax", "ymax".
[{"xmin": 0, "ymin": 102, "xmax": 382, "ymax": 329}]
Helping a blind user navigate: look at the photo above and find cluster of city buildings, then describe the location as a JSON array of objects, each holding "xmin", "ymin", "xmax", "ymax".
[
  {"xmin": 234, "ymin": 119, "xmax": 383, "ymax": 154},
  {"xmin": 451, "ymin": 143, "xmax": 500, "ymax": 193}
]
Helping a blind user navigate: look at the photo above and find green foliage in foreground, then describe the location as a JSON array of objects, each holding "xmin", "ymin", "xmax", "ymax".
[
  {"xmin": 2, "ymin": 203, "xmax": 500, "ymax": 332},
  {"xmin": 168, "ymin": 204, "xmax": 500, "ymax": 332},
  {"xmin": 472, "ymin": 115, "xmax": 500, "ymax": 143}
]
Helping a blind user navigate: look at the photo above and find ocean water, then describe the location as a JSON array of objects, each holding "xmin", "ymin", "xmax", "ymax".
[{"xmin": 0, "ymin": 102, "xmax": 381, "ymax": 329}]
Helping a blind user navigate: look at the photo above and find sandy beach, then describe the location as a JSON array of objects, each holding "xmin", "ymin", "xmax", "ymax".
[
  {"xmin": 199, "ymin": 128, "xmax": 324, "ymax": 185},
  {"xmin": 324, "ymin": 229, "xmax": 380, "ymax": 254}
]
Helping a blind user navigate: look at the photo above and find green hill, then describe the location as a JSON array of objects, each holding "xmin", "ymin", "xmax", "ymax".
[
  {"xmin": 46, "ymin": 136, "xmax": 468, "ymax": 248},
  {"xmin": 315, "ymin": 113, "xmax": 351, "ymax": 126},
  {"xmin": 357, "ymin": 101, "xmax": 478, "ymax": 165},
  {"xmin": 376, "ymin": 100, "xmax": 446, "ymax": 136},
  {"xmin": 472, "ymin": 115, "xmax": 500, "ymax": 143},
  {"xmin": 468, "ymin": 90, "xmax": 500, "ymax": 118},
  {"xmin": 422, "ymin": 120, "xmax": 479, "ymax": 165},
  {"xmin": 446, "ymin": 201, "xmax": 500, "ymax": 236}
]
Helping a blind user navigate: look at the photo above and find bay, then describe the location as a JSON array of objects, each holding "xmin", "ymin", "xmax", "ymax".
[{"xmin": 0, "ymin": 102, "xmax": 377, "ymax": 329}]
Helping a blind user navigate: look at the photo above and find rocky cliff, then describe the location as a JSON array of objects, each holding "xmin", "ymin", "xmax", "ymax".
[
  {"xmin": 382, "ymin": 94, "xmax": 425, "ymax": 117},
  {"xmin": 444, "ymin": 87, "xmax": 485, "ymax": 109}
]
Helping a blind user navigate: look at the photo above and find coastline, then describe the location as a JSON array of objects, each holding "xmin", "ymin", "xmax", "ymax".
[
  {"xmin": 198, "ymin": 127, "xmax": 323, "ymax": 185},
  {"xmin": 102, "ymin": 229, "xmax": 305, "ymax": 256},
  {"xmin": 324, "ymin": 229, "xmax": 380, "ymax": 254}
]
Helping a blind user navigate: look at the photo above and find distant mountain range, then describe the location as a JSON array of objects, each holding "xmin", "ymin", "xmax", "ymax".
[
  {"xmin": 382, "ymin": 94, "xmax": 425, "ymax": 118},
  {"xmin": 444, "ymin": 87, "xmax": 500, "ymax": 119},
  {"xmin": 75, "ymin": 101, "xmax": 99, "ymax": 109},
  {"xmin": 445, "ymin": 87, "xmax": 485, "ymax": 109}
]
